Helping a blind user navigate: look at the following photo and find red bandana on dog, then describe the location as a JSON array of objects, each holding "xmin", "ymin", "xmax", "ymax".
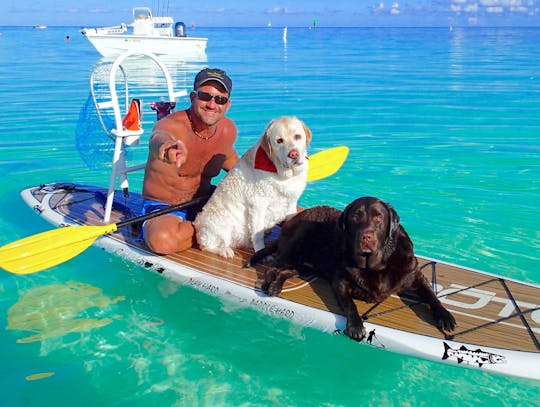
[{"xmin": 254, "ymin": 146, "xmax": 277, "ymax": 173}]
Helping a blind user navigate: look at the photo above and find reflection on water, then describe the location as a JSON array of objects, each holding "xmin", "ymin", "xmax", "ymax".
[{"xmin": 448, "ymin": 27, "xmax": 466, "ymax": 90}]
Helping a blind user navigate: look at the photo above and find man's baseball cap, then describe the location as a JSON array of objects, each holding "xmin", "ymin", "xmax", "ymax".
[{"xmin": 194, "ymin": 68, "xmax": 232, "ymax": 94}]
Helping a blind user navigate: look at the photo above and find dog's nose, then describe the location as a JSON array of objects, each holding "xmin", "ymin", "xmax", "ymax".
[
  {"xmin": 288, "ymin": 149, "xmax": 299, "ymax": 159},
  {"xmin": 361, "ymin": 231, "xmax": 375, "ymax": 246},
  {"xmin": 363, "ymin": 230, "xmax": 374, "ymax": 239}
]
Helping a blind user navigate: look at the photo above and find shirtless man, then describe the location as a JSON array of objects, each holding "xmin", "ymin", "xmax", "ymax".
[{"xmin": 141, "ymin": 68, "xmax": 238, "ymax": 254}]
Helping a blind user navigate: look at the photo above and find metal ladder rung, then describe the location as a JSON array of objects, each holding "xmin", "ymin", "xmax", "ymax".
[
  {"xmin": 96, "ymin": 100, "xmax": 115, "ymax": 109},
  {"xmin": 111, "ymin": 128, "xmax": 144, "ymax": 137}
]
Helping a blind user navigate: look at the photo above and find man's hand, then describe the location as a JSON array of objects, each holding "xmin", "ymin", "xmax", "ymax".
[{"xmin": 160, "ymin": 139, "xmax": 188, "ymax": 168}]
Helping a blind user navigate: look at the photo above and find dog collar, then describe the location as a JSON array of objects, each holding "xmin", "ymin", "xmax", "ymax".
[{"xmin": 254, "ymin": 146, "xmax": 277, "ymax": 173}]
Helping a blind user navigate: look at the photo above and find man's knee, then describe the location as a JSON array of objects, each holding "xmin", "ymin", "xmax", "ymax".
[{"xmin": 144, "ymin": 220, "xmax": 194, "ymax": 254}]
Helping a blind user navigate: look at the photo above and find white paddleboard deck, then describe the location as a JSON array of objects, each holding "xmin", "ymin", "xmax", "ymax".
[{"xmin": 20, "ymin": 182, "xmax": 540, "ymax": 380}]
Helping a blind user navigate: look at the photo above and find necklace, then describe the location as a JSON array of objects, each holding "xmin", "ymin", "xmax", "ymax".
[{"xmin": 186, "ymin": 109, "xmax": 217, "ymax": 140}]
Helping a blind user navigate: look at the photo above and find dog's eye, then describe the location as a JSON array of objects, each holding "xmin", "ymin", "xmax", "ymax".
[
  {"xmin": 294, "ymin": 133, "xmax": 303, "ymax": 140},
  {"xmin": 373, "ymin": 215, "xmax": 383, "ymax": 223},
  {"xmin": 276, "ymin": 138, "xmax": 284, "ymax": 144}
]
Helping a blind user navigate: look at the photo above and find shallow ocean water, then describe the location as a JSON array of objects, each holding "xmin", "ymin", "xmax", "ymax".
[{"xmin": 0, "ymin": 26, "xmax": 539, "ymax": 405}]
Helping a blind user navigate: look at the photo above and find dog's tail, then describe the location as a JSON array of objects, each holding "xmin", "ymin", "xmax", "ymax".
[{"xmin": 244, "ymin": 241, "xmax": 278, "ymax": 268}]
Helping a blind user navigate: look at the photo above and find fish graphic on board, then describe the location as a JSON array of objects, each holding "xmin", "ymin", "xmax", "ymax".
[{"xmin": 442, "ymin": 342, "xmax": 506, "ymax": 367}]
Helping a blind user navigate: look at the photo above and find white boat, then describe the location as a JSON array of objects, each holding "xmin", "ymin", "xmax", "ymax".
[{"xmin": 80, "ymin": 7, "xmax": 207, "ymax": 61}]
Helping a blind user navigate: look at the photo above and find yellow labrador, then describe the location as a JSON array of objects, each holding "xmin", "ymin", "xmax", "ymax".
[{"xmin": 194, "ymin": 116, "xmax": 312, "ymax": 258}]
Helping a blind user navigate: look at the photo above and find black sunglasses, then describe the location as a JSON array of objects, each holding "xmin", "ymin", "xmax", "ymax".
[{"xmin": 194, "ymin": 90, "xmax": 229, "ymax": 105}]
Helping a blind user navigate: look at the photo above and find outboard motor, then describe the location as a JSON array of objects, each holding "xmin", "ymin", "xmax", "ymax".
[{"xmin": 175, "ymin": 22, "xmax": 186, "ymax": 37}]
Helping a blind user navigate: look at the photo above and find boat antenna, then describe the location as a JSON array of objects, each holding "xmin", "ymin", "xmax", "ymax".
[
  {"xmin": 153, "ymin": 0, "xmax": 170, "ymax": 16},
  {"xmin": 153, "ymin": 0, "xmax": 166, "ymax": 16}
]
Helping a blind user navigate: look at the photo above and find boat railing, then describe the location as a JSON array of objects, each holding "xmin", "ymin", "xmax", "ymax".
[
  {"xmin": 82, "ymin": 24, "xmax": 128, "ymax": 36},
  {"xmin": 90, "ymin": 49, "xmax": 187, "ymax": 222}
]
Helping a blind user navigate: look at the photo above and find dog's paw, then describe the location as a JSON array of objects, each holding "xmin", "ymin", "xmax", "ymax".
[
  {"xmin": 433, "ymin": 306, "xmax": 457, "ymax": 332},
  {"xmin": 218, "ymin": 247, "xmax": 236, "ymax": 259},
  {"xmin": 261, "ymin": 269, "xmax": 277, "ymax": 294},
  {"xmin": 344, "ymin": 318, "xmax": 367, "ymax": 342},
  {"xmin": 200, "ymin": 245, "xmax": 235, "ymax": 259},
  {"xmin": 266, "ymin": 281, "xmax": 285, "ymax": 296}
]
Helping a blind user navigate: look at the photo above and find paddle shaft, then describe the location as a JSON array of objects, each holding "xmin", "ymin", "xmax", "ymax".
[
  {"xmin": 0, "ymin": 146, "xmax": 348, "ymax": 274},
  {"xmin": 116, "ymin": 195, "xmax": 210, "ymax": 229}
]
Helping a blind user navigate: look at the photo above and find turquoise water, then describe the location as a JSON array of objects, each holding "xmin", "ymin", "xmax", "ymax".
[{"xmin": 1, "ymin": 26, "xmax": 539, "ymax": 405}]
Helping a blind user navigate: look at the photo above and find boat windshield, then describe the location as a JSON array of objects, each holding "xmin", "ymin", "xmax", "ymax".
[{"xmin": 133, "ymin": 7, "xmax": 152, "ymax": 20}]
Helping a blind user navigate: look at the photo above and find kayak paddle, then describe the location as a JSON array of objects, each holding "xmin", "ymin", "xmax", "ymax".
[
  {"xmin": 0, "ymin": 196, "xmax": 210, "ymax": 275},
  {"xmin": 0, "ymin": 146, "xmax": 348, "ymax": 274},
  {"xmin": 307, "ymin": 146, "xmax": 349, "ymax": 182}
]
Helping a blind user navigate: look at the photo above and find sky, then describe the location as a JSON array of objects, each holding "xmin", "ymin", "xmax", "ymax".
[{"xmin": 2, "ymin": 0, "xmax": 539, "ymax": 27}]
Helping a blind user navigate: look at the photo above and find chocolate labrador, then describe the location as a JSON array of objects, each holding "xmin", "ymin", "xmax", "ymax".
[{"xmin": 248, "ymin": 197, "xmax": 456, "ymax": 341}]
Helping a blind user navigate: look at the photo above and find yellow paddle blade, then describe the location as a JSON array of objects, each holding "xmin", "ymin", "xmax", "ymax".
[
  {"xmin": 0, "ymin": 224, "xmax": 118, "ymax": 275},
  {"xmin": 307, "ymin": 146, "xmax": 349, "ymax": 182}
]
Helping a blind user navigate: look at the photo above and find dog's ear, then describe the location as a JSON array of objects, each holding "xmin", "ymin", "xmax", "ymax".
[
  {"xmin": 383, "ymin": 201, "xmax": 401, "ymax": 238},
  {"xmin": 339, "ymin": 200, "xmax": 356, "ymax": 231},
  {"xmin": 300, "ymin": 120, "xmax": 312, "ymax": 146},
  {"xmin": 381, "ymin": 201, "xmax": 401, "ymax": 261},
  {"xmin": 261, "ymin": 120, "xmax": 275, "ymax": 157},
  {"xmin": 338, "ymin": 210, "xmax": 346, "ymax": 230}
]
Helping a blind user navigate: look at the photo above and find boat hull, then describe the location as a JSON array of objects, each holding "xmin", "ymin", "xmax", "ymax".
[
  {"xmin": 83, "ymin": 33, "xmax": 208, "ymax": 61},
  {"xmin": 18, "ymin": 182, "xmax": 540, "ymax": 381}
]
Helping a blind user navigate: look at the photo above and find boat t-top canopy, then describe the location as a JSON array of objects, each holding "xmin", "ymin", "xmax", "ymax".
[{"xmin": 131, "ymin": 7, "xmax": 174, "ymax": 37}]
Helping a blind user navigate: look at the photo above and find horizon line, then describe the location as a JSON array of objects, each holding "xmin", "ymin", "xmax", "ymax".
[{"xmin": 2, "ymin": 24, "xmax": 540, "ymax": 29}]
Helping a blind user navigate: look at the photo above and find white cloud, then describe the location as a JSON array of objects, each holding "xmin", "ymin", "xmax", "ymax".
[
  {"xmin": 479, "ymin": 0, "xmax": 531, "ymax": 9},
  {"xmin": 264, "ymin": 6, "xmax": 304, "ymax": 15},
  {"xmin": 465, "ymin": 3, "xmax": 479, "ymax": 12},
  {"xmin": 371, "ymin": 2, "xmax": 385, "ymax": 14},
  {"xmin": 450, "ymin": 0, "xmax": 537, "ymax": 15},
  {"xmin": 265, "ymin": 7, "xmax": 282, "ymax": 15}
]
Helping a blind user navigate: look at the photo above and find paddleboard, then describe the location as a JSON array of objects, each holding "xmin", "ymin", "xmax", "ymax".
[{"xmin": 19, "ymin": 182, "xmax": 540, "ymax": 380}]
